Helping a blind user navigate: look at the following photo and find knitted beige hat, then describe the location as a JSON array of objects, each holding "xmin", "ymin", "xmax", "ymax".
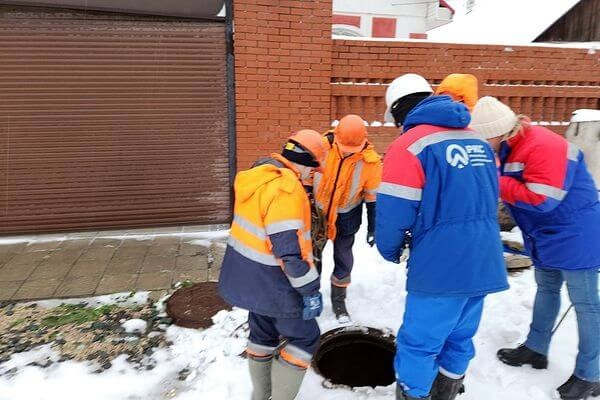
[{"xmin": 470, "ymin": 96, "xmax": 518, "ymax": 139}]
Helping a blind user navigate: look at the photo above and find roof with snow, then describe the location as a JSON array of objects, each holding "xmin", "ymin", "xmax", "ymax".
[{"xmin": 428, "ymin": 0, "xmax": 581, "ymax": 45}]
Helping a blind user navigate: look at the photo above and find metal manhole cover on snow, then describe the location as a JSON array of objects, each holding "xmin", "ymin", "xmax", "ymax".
[{"xmin": 166, "ymin": 282, "xmax": 231, "ymax": 329}]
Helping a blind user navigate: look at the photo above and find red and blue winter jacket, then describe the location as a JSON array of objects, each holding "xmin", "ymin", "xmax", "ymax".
[
  {"xmin": 499, "ymin": 126, "xmax": 600, "ymax": 270},
  {"xmin": 376, "ymin": 95, "xmax": 508, "ymax": 297}
]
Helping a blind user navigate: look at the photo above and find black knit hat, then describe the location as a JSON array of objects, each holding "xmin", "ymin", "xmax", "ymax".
[
  {"xmin": 390, "ymin": 92, "xmax": 432, "ymax": 127},
  {"xmin": 281, "ymin": 140, "xmax": 319, "ymax": 168}
]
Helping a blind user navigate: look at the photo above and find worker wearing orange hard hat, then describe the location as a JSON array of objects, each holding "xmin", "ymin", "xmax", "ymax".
[
  {"xmin": 219, "ymin": 129, "xmax": 329, "ymax": 400},
  {"xmin": 312, "ymin": 114, "xmax": 382, "ymax": 322}
]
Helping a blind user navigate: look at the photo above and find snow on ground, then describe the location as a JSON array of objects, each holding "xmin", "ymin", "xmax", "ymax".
[
  {"xmin": 122, "ymin": 319, "xmax": 148, "ymax": 334},
  {"xmin": 0, "ymin": 229, "xmax": 230, "ymax": 246},
  {"xmin": 0, "ymin": 221, "xmax": 584, "ymax": 400}
]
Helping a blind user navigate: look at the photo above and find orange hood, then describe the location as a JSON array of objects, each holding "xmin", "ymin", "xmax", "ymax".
[{"xmin": 436, "ymin": 73, "xmax": 479, "ymax": 111}]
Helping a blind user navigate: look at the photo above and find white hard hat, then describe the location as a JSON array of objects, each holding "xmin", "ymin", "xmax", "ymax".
[{"xmin": 384, "ymin": 74, "xmax": 433, "ymax": 123}]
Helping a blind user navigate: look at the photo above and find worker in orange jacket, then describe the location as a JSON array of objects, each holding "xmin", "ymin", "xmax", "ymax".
[
  {"xmin": 313, "ymin": 114, "xmax": 382, "ymax": 321},
  {"xmin": 218, "ymin": 130, "xmax": 329, "ymax": 400}
]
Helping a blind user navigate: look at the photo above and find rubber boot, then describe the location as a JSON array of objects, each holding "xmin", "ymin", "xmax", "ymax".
[
  {"xmin": 271, "ymin": 358, "xmax": 307, "ymax": 400},
  {"xmin": 331, "ymin": 284, "xmax": 350, "ymax": 321},
  {"xmin": 396, "ymin": 384, "xmax": 431, "ymax": 400},
  {"xmin": 557, "ymin": 375, "xmax": 600, "ymax": 400},
  {"xmin": 430, "ymin": 372, "xmax": 465, "ymax": 400},
  {"xmin": 248, "ymin": 356, "xmax": 272, "ymax": 400},
  {"xmin": 497, "ymin": 345, "xmax": 548, "ymax": 369}
]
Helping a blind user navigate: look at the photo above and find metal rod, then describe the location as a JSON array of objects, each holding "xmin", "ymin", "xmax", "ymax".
[{"xmin": 551, "ymin": 304, "xmax": 574, "ymax": 337}]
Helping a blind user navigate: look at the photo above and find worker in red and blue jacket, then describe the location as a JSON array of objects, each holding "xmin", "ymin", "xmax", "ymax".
[
  {"xmin": 218, "ymin": 130, "xmax": 329, "ymax": 400},
  {"xmin": 471, "ymin": 97, "xmax": 600, "ymax": 400},
  {"xmin": 378, "ymin": 74, "xmax": 508, "ymax": 400}
]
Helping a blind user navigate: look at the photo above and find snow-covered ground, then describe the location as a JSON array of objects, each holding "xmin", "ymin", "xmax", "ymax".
[{"xmin": 0, "ymin": 222, "xmax": 583, "ymax": 400}]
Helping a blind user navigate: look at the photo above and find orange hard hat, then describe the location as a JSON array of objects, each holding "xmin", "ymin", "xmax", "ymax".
[
  {"xmin": 435, "ymin": 73, "xmax": 479, "ymax": 111},
  {"xmin": 334, "ymin": 114, "xmax": 368, "ymax": 153},
  {"xmin": 288, "ymin": 129, "xmax": 328, "ymax": 172}
]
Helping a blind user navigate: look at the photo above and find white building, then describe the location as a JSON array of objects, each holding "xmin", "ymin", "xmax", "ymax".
[{"xmin": 332, "ymin": 0, "xmax": 454, "ymax": 39}]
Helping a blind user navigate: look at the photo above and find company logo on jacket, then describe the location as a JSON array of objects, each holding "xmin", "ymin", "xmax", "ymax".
[{"xmin": 446, "ymin": 144, "xmax": 492, "ymax": 169}]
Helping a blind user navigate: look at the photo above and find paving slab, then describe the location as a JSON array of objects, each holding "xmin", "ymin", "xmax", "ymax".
[
  {"xmin": 172, "ymin": 269, "xmax": 208, "ymax": 284},
  {"xmin": 141, "ymin": 255, "xmax": 176, "ymax": 273},
  {"xmin": 0, "ymin": 252, "xmax": 49, "ymax": 281},
  {"xmin": 79, "ymin": 246, "xmax": 116, "ymax": 262},
  {"xmin": 68, "ymin": 259, "xmax": 109, "ymax": 278},
  {"xmin": 54, "ymin": 275, "xmax": 102, "ymax": 298},
  {"xmin": 105, "ymin": 257, "xmax": 143, "ymax": 275},
  {"xmin": 0, "ymin": 281, "xmax": 21, "ymax": 300},
  {"xmin": 0, "ymin": 225, "xmax": 228, "ymax": 300},
  {"xmin": 13, "ymin": 278, "xmax": 62, "ymax": 300},
  {"xmin": 24, "ymin": 241, "xmax": 64, "ymax": 253},
  {"xmin": 95, "ymin": 273, "xmax": 138, "ymax": 295},
  {"xmin": 136, "ymin": 271, "xmax": 173, "ymax": 291},
  {"xmin": 0, "ymin": 243, "xmax": 26, "ymax": 254},
  {"xmin": 175, "ymin": 255, "xmax": 209, "ymax": 271}
]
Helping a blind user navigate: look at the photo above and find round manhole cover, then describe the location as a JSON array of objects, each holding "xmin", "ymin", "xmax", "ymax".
[
  {"xmin": 313, "ymin": 327, "xmax": 396, "ymax": 388},
  {"xmin": 166, "ymin": 282, "xmax": 231, "ymax": 329}
]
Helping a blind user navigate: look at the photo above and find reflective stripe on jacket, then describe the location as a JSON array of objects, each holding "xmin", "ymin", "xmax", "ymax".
[
  {"xmin": 218, "ymin": 154, "xmax": 319, "ymax": 318},
  {"xmin": 314, "ymin": 135, "xmax": 382, "ymax": 239},
  {"xmin": 499, "ymin": 126, "xmax": 600, "ymax": 270}
]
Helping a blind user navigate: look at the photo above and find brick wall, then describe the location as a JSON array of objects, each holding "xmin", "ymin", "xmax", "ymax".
[
  {"xmin": 234, "ymin": 4, "xmax": 600, "ymax": 161},
  {"xmin": 332, "ymin": 40, "xmax": 600, "ymax": 151},
  {"xmin": 233, "ymin": 0, "xmax": 333, "ymax": 169}
]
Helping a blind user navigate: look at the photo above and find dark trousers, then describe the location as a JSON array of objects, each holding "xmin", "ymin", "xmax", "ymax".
[
  {"xmin": 248, "ymin": 312, "xmax": 320, "ymax": 355},
  {"xmin": 331, "ymin": 234, "xmax": 355, "ymax": 286}
]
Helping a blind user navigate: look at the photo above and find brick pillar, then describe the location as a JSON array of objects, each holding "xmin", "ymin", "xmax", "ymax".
[{"xmin": 234, "ymin": 0, "xmax": 333, "ymax": 169}]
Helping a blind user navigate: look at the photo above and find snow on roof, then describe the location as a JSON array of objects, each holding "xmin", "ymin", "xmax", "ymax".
[
  {"xmin": 571, "ymin": 109, "xmax": 600, "ymax": 123},
  {"xmin": 428, "ymin": 0, "xmax": 581, "ymax": 45}
]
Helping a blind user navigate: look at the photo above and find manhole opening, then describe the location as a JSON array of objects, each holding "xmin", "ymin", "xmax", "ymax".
[
  {"xmin": 313, "ymin": 327, "xmax": 396, "ymax": 388},
  {"xmin": 166, "ymin": 282, "xmax": 231, "ymax": 329}
]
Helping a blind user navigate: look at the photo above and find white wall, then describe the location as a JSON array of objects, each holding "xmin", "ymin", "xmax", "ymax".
[
  {"xmin": 333, "ymin": 0, "xmax": 436, "ymax": 16},
  {"xmin": 333, "ymin": 0, "xmax": 451, "ymax": 38}
]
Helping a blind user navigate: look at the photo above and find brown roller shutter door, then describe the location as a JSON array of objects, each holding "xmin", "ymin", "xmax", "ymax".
[{"xmin": 0, "ymin": 6, "xmax": 231, "ymax": 234}]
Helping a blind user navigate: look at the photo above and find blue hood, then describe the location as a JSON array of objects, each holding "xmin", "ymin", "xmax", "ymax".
[{"xmin": 403, "ymin": 95, "xmax": 471, "ymax": 132}]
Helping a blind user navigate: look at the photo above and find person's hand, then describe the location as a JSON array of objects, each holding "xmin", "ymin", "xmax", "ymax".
[
  {"xmin": 302, "ymin": 293, "xmax": 323, "ymax": 320},
  {"xmin": 366, "ymin": 231, "xmax": 375, "ymax": 247}
]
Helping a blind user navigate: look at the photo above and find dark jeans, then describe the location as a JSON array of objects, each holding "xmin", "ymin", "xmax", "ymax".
[{"xmin": 525, "ymin": 267, "xmax": 600, "ymax": 381}]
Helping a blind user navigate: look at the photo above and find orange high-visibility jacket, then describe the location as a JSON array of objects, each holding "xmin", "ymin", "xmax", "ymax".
[
  {"xmin": 313, "ymin": 135, "xmax": 382, "ymax": 240},
  {"xmin": 218, "ymin": 154, "xmax": 320, "ymax": 318}
]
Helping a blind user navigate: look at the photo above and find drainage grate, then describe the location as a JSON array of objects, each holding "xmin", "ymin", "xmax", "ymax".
[{"xmin": 313, "ymin": 327, "xmax": 396, "ymax": 388}]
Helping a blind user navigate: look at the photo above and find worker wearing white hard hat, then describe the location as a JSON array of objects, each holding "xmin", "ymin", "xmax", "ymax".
[{"xmin": 384, "ymin": 73, "xmax": 434, "ymax": 127}]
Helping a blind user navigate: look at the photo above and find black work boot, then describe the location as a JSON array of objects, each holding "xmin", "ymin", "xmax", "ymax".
[
  {"xmin": 430, "ymin": 372, "xmax": 465, "ymax": 400},
  {"xmin": 557, "ymin": 375, "xmax": 600, "ymax": 400},
  {"xmin": 497, "ymin": 345, "xmax": 548, "ymax": 369},
  {"xmin": 396, "ymin": 384, "xmax": 431, "ymax": 400},
  {"xmin": 331, "ymin": 284, "xmax": 350, "ymax": 321}
]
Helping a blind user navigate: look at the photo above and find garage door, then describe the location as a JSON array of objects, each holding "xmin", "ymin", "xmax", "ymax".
[{"xmin": 0, "ymin": 5, "xmax": 231, "ymax": 234}]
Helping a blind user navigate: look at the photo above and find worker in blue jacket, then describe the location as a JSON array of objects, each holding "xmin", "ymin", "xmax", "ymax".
[
  {"xmin": 471, "ymin": 97, "xmax": 600, "ymax": 400},
  {"xmin": 377, "ymin": 74, "xmax": 509, "ymax": 400}
]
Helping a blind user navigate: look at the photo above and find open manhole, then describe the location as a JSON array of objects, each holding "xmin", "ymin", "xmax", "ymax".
[
  {"xmin": 166, "ymin": 282, "xmax": 231, "ymax": 329},
  {"xmin": 313, "ymin": 327, "xmax": 396, "ymax": 389}
]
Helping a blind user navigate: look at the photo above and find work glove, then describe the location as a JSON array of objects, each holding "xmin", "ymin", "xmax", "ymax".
[
  {"xmin": 366, "ymin": 231, "xmax": 375, "ymax": 247},
  {"xmin": 302, "ymin": 293, "xmax": 323, "ymax": 320}
]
